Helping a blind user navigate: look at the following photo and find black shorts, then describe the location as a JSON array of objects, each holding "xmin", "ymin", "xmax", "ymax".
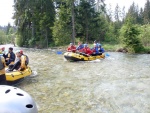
[{"xmin": 0, "ymin": 74, "xmax": 7, "ymax": 85}]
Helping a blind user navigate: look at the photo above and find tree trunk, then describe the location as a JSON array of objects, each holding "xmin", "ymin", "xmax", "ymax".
[
  {"xmin": 85, "ymin": 16, "xmax": 89, "ymax": 43},
  {"xmin": 71, "ymin": 1, "xmax": 75, "ymax": 44},
  {"xmin": 86, "ymin": 24, "xmax": 88, "ymax": 43},
  {"xmin": 46, "ymin": 28, "xmax": 48, "ymax": 49},
  {"xmin": 32, "ymin": 21, "xmax": 35, "ymax": 38}
]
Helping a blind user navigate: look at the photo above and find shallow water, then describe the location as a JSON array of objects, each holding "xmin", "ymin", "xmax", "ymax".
[{"xmin": 2, "ymin": 45, "xmax": 150, "ymax": 113}]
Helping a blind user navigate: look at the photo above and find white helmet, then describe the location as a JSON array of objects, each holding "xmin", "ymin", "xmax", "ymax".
[{"xmin": 0, "ymin": 85, "xmax": 38, "ymax": 113}]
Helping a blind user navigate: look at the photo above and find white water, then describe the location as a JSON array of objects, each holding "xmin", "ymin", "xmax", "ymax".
[{"xmin": 1, "ymin": 45, "xmax": 150, "ymax": 113}]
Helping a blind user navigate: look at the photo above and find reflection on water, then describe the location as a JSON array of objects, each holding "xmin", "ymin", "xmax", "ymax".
[{"xmin": 4, "ymin": 46, "xmax": 150, "ymax": 113}]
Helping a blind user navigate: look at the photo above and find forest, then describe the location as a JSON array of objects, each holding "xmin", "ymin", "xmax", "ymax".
[{"xmin": 0, "ymin": 0, "xmax": 150, "ymax": 53}]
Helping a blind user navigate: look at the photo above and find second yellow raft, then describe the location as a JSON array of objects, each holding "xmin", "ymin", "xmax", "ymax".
[{"xmin": 64, "ymin": 52, "xmax": 105, "ymax": 61}]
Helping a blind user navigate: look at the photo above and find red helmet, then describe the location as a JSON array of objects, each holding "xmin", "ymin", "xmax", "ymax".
[
  {"xmin": 16, "ymin": 50, "xmax": 23, "ymax": 54},
  {"xmin": 1, "ymin": 47, "xmax": 5, "ymax": 50},
  {"xmin": 20, "ymin": 50, "xmax": 23, "ymax": 54}
]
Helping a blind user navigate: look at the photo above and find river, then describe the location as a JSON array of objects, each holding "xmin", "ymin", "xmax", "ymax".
[{"xmin": 1, "ymin": 45, "xmax": 150, "ymax": 113}]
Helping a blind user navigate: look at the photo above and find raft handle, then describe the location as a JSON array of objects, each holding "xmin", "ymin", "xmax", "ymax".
[{"xmin": 11, "ymin": 74, "xmax": 14, "ymax": 78}]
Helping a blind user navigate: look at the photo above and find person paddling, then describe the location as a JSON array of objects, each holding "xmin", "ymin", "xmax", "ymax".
[
  {"xmin": 79, "ymin": 44, "xmax": 93, "ymax": 56},
  {"xmin": 8, "ymin": 50, "xmax": 29, "ymax": 71},
  {"xmin": 76, "ymin": 42, "xmax": 84, "ymax": 51},
  {"xmin": 67, "ymin": 43, "xmax": 76, "ymax": 53},
  {"xmin": 0, "ymin": 47, "xmax": 6, "ymax": 59},
  {"xmin": 0, "ymin": 56, "xmax": 7, "ymax": 85},
  {"xmin": 5, "ymin": 47, "xmax": 16, "ymax": 66}
]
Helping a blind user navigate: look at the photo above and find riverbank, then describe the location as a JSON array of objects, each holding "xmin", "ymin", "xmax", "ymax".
[
  {"xmin": 50, "ymin": 42, "xmax": 150, "ymax": 54},
  {"xmin": 1, "ymin": 43, "xmax": 150, "ymax": 54}
]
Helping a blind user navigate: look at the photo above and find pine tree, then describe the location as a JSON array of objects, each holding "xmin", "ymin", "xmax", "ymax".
[
  {"xmin": 114, "ymin": 4, "xmax": 121, "ymax": 22},
  {"xmin": 120, "ymin": 17, "xmax": 143, "ymax": 53},
  {"xmin": 125, "ymin": 2, "xmax": 139, "ymax": 24},
  {"xmin": 13, "ymin": 0, "xmax": 55, "ymax": 48},
  {"xmin": 143, "ymin": 0, "xmax": 150, "ymax": 24},
  {"xmin": 138, "ymin": 8, "xmax": 144, "ymax": 24}
]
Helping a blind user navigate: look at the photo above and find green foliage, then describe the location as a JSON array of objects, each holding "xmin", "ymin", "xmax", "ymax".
[
  {"xmin": 120, "ymin": 18, "xmax": 144, "ymax": 53},
  {"xmin": 138, "ymin": 25, "xmax": 150, "ymax": 47},
  {"xmin": 125, "ymin": 2, "xmax": 139, "ymax": 24},
  {"xmin": 13, "ymin": 0, "xmax": 55, "ymax": 48},
  {"xmin": 52, "ymin": 0, "xmax": 107, "ymax": 45},
  {"xmin": 16, "ymin": 35, "xmax": 23, "ymax": 47},
  {"xmin": 143, "ymin": 0, "xmax": 150, "ymax": 24},
  {"xmin": 0, "ymin": 25, "xmax": 16, "ymax": 45},
  {"xmin": 12, "ymin": 0, "xmax": 150, "ymax": 53},
  {"xmin": 52, "ymin": 5, "xmax": 72, "ymax": 46},
  {"xmin": 6, "ymin": 23, "xmax": 11, "ymax": 35},
  {"xmin": 105, "ymin": 22, "xmax": 118, "ymax": 42},
  {"xmin": 75, "ymin": 0, "xmax": 107, "ymax": 42},
  {"xmin": 0, "ymin": 30, "xmax": 7, "ymax": 44}
]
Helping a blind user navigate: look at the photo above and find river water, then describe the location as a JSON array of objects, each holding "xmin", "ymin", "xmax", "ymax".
[{"xmin": 1, "ymin": 45, "xmax": 150, "ymax": 113}]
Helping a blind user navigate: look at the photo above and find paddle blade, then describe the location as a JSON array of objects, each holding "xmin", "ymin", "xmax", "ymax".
[
  {"xmin": 56, "ymin": 51, "xmax": 63, "ymax": 55},
  {"xmin": 105, "ymin": 53, "xmax": 110, "ymax": 57}
]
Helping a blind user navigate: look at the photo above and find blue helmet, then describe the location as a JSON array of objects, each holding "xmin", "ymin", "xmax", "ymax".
[
  {"xmin": 84, "ymin": 44, "xmax": 87, "ymax": 47},
  {"xmin": 97, "ymin": 43, "xmax": 101, "ymax": 47}
]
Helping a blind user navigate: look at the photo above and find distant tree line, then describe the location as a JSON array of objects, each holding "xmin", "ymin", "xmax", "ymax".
[
  {"xmin": 0, "ymin": 23, "xmax": 16, "ymax": 45},
  {"xmin": 111, "ymin": 0, "xmax": 150, "ymax": 52},
  {"xmin": 0, "ymin": 0, "xmax": 150, "ymax": 53}
]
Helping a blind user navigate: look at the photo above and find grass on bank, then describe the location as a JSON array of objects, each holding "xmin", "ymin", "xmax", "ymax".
[
  {"xmin": 101, "ymin": 42, "xmax": 122, "ymax": 52},
  {"xmin": 142, "ymin": 46, "xmax": 150, "ymax": 54},
  {"xmin": 52, "ymin": 42, "xmax": 150, "ymax": 54}
]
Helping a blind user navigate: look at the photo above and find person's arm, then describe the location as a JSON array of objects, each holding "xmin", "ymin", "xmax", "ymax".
[
  {"xmin": 76, "ymin": 46, "xmax": 79, "ymax": 50},
  {"xmin": 1, "ymin": 56, "xmax": 6, "ymax": 67},
  {"xmin": 18, "ymin": 56, "xmax": 26, "ymax": 71},
  {"xmin": 9, "ymin": 53, "xmax": 15, "ymax": 62},
  {"xmin": 67, "ymin": 47, "xmax": 71, "ymax": 52},
  {"xmin": 6, "ymin": 53, "xmax": 10, "ymax": 60}
]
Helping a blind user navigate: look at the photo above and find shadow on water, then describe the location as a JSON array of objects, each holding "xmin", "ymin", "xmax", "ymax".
[{"xmin": 2, "ymin": 45, "xmax": 150, "ymax": 113}]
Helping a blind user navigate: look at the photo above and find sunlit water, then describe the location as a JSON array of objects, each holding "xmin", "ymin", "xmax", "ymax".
[{"xmin": 1, "ymin": 45, "xmax": 150, "ymax": 113}]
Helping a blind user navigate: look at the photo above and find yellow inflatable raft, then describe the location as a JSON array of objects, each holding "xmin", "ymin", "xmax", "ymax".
[
  {"xmin": 6, "ymin": 66, "xmax": 32, "ymax": 85},
  {"xmin": 64, "ymin": 52, "xmax": 105, "ymax": 61}
]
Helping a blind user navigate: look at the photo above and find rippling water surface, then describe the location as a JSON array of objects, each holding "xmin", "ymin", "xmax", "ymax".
[{"xmin": 3, "ymin": 45, "xmax": 150, "ymax": 113}]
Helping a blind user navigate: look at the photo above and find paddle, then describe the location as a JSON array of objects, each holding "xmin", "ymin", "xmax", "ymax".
[
  {"xmin": 56, "ymin": 51, "xmax": 63, "ymax": 55},
  {"xmin": 75, "ymin": 52, "xmax": 89, "ymax": 57},
  {"xmin": 105, "ymin": 53, "xmax": 110, "ymax": 57}
]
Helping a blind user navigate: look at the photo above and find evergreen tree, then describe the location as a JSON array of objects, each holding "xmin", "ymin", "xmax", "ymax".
[
  {"xmin": 106, "ymin": 4, "xmax": 113, "ymax": 22},
  {"xmin": 114, "ymin": 4, "xmax": 121, "ymax": 22},
  {"xmin": 143, "ymin": 0, "xmax": 150, "ymax": 24},
  {"xmin": 6, "ymin": 23, "xmax": 11, "ymax": 35},
  {"xmin": 121, "ymin": 6, "xmax": 126, "ymax": 22},
  {"xmin": 13, "ymin": 0, "xmax": 55, "ymax": 48},
  {"xmin": 138, "ymin": 8, "xmax": 144, "ymax": 24},
  {"xmin": 76, "ymin": 0, "xmax": 106, "ymax": 42},
  {"xmin": 125, "ymin": 2, "xmax": 139, "ymax": 24},
  {"xmin": 52, "ymin": 4, "xmax": 72, "ymax": 46},
  {"xmin": 120, "ymin": 17, "xmax": 143, "ymax": 53}
]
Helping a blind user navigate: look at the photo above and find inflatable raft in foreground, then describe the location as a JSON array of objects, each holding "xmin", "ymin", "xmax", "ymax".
[
  {"xmin": 6, "ymin": 66, "xmax": 32, "ymax": 85},
  {"xmin": 64, "ymin": 52, "xmax": 105, "ymax": 61}
]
